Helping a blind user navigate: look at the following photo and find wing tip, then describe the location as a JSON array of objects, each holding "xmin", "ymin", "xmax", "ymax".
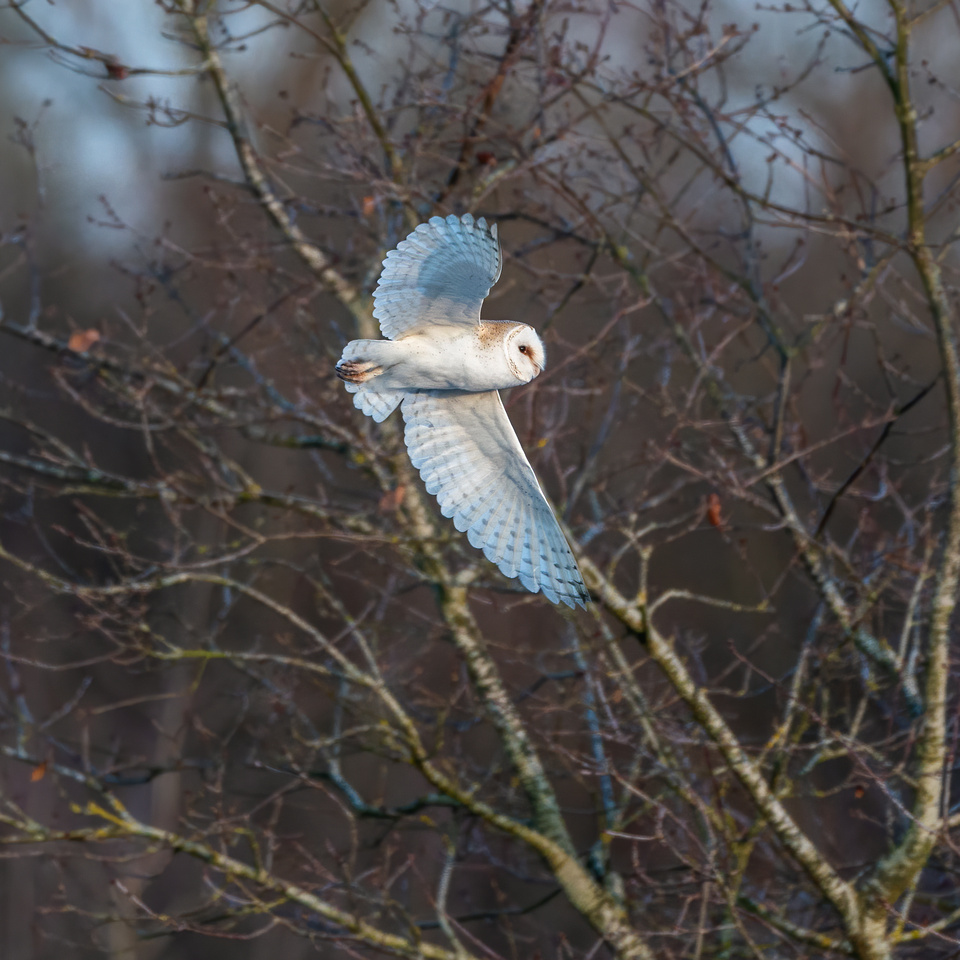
[
  {"xmin": 563, "ymin": 583, "xmax": 591, "ymax": 609},
  {"xmin": 508, "ymin": 557, "xmax": 590, "ymax": 609},
  {"xmin": 544, "ymin": 575, "xmax": 590, "ymax": 609}
]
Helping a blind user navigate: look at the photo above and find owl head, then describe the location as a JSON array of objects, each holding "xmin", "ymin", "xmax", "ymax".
[{"xmin": 504, "ymin": 324, "xmax": 546, "ymax": 384}]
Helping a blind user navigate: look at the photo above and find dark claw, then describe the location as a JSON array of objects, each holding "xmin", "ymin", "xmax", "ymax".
[{"xmin": 336, "ymin": 360, "xmax": 381, "ymax": 384}]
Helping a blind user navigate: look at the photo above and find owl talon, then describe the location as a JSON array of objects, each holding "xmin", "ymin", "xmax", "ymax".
[{"xmin": 336, "ymin": 359, "xmax": 382, "ymax": 384}]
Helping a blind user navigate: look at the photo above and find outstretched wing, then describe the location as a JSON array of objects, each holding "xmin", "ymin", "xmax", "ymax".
[
  {"xmin": 373, "ymin": 213, "xmax": 502, "ymax": 340},
  {"xmin": 401, "ymin": 390, "xmax": 588, "ymax": 608}
]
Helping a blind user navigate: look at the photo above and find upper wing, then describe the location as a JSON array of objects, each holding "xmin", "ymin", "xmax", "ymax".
[
  {"xmin": 401, "ymin": 390, "xmax": 588, "ymax": 608},
  {"xmin": 373, "ymin": 213, "xmax": 502, "ymax": 340}
]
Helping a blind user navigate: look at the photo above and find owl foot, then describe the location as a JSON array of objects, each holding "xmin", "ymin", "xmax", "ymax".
[{"xmin": 336, "ymin": 359, "xmax": 383, "ymax": 384}]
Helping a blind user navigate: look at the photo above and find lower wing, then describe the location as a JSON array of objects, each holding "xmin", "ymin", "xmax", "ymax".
[{"xmin": 401, "ymin": 390, "xmax": 588, "ymax": 608}]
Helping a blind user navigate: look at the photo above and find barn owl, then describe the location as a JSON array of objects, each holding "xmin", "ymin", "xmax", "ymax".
[{"xmin": 336, "ymin": 213, "xmax": 588, "ymax": 608}]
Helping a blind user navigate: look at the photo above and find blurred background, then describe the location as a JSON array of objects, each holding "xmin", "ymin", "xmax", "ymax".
[{"xmin": 1, "ymin": 1, "xmax": 959, "ymax": 957}]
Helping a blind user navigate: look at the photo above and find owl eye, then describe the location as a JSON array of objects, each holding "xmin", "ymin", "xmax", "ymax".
[{"xmin": 519, "ymin": 344, "xmax": 528, "ymax": 354}]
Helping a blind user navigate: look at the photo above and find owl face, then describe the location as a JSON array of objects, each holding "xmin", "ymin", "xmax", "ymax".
[{"xmin": 504, "ymin": 324, "xmax": 546, "ymax": 384}]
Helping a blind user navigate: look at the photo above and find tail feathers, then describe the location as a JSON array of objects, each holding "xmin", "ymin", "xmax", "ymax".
[
  {"xmin": 337, "ymin": 340, "xmax": 402, "ymax": 421},
  {"xmin": 348, "ymin": 383, "xmax": 404, "ymax": 422}
]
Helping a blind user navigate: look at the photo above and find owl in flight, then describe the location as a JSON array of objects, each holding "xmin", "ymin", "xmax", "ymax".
[{"xmin": 336, "ymin": 213, "xmax": 588, "ymax": 608}]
